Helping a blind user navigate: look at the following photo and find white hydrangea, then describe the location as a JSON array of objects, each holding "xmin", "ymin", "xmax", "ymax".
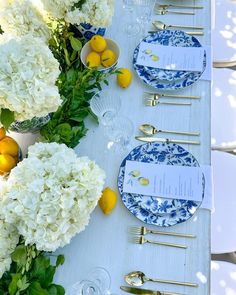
[
  {"xmin": 0, "ymin": 35, "xmax": 62, "ymax": 122},
  {"xmin": 0, "ymin": 219, "xmax": 19, "ymax": 278},
  {"xmin": 0, "ymin": 0, "xmax": 51, "ymax": 42},
  {"xmin": 1, "ymin": 142, "xmax": 105, "ymax": 252},
  {"xmin": 41, "ymin": 0, "xmax": 78, "ymax": 19},
  {"xmin": 66, "ymin": 0, "xmax": 114, "ymax": 27}
]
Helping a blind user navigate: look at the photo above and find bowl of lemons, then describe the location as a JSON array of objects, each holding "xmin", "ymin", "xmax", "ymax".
[{"xmin": 80, "ymin": 35, "xmax": 120, "ymax": 73}]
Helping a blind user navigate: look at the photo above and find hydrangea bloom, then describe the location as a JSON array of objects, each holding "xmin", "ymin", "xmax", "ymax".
[
  {"xmin": 1, "ymin": 142, "xmax": 105, "ymax": 252},
  {"xmin": 66, "ymin": 0, "xmax": 114, "ymax": 27},
  {"xmin": 0, "ymin": 219, "xmax": 19, "ymax": 278},
  {"xmin": 0, "ymin": 35, "xmax": 61, "ymax": 122},
  {"xmin": 0, "ymin": 0, "xmax": 50, "ymax": 42},
  {"xmin": 41, "ymin": 0, "xmax": 78, "ymax": 19}
]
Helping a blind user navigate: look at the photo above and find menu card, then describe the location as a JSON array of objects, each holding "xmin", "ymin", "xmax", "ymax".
[
  {"xmin": 136, "ymin": 42, "xmax": 205, "ymax": 72},
  {"xmin": 123, "ymin": 160, "xmax": 203, "ymax": 202}
]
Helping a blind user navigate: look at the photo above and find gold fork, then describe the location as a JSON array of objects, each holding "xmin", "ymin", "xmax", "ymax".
[
  {"xmin": 144, "ymin": 92, "xmax": 201, "ymax": 100},
  {"xmin": 145, "ymin": 99, "xmax": 191, "ymax": 106},
  {"xmin": 130, "ymin": 235, "xmax": 187, "ymax": 249},
  {"xmin": 130, "ymin": 226, "xmax": 196, "ymax": 238}
]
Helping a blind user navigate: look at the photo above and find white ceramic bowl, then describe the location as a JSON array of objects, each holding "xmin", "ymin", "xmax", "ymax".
[{"xmin": 80, "ymin": 38, "xmax": 120, "ymax": 73}]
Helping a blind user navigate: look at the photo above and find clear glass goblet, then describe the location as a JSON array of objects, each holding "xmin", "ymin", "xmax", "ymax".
[
  {"xmin": 68, "ymin": 280, "xmax": 102, "ymax": 295},
  {"xmin": 122, "ymin": 0, "xmax": 141, "ymax": 36},
  {"xmin": 104, "ymin": 116, "xmax": 134, "ymax": 153},
  {"xmin": 87, "ymin": 267, "xmax": 111, "ymax": 294},
  {"xmin": 90, "ymin": 93, "xmax": 121, "ymax": 126},
  {"xmin": 135, "ymin": 0, "xmax": 155, "ymax": 36}
]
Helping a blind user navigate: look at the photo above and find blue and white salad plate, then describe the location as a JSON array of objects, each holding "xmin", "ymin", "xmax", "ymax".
[
  {"xmin": 133, "ymin": 30, "xmax": 207, "ymax": 90},
  {"xmin": 118, "ymin": 142, "xmax": 205, "ymax": 227}
]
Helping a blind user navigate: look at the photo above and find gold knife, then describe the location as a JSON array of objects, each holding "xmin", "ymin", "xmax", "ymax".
[
  {"xmin": 135, "ymin": 136, "xmax": 200, "ymax": 145},
  {"xmin": 120, "ymin": 286, "xmax": 183, "ymax": 295}
]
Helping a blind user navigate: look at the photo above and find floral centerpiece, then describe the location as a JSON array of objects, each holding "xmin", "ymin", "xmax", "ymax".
[
  {"xmin": 0, "ymin": 0, "xmax": 115, "ymax": 139},
  {"xmin": 0, "ymin": 142, "xmax": 105, "ymax": 293}
]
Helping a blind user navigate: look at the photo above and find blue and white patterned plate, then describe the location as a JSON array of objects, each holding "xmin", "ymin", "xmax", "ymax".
[
  {"xmin": 133, "ymin": 30, "xmax": 207, "ymax": 90},
  {"xmin": 118, "ymin": 142, "xmax": 205, "ymax": 227}
]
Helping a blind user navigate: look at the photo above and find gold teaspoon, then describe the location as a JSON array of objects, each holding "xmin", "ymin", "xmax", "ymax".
[
  {"xmin": 139, "ymin": 124, "xmax": 200, "ymax": 136},
  {"xmin": 125, "ymin": 271, "xmax": 198, "ymax": 288}
]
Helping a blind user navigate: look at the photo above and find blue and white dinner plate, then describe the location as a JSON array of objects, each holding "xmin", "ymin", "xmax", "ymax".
[
  {"xmin": 133, "ymin": 30, "xmax": 207, "ymax": 90},
  {"xmin": 118, "ymin": 142, "xmax": 205, "ymax": 227}
]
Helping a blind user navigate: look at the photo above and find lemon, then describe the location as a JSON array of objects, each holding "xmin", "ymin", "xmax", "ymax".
[
  {"xmin": 86, "ymin": 51, "xmax": 101, "ymax": 68},
  {"xmin": 99, "ymin": 187, "xmax": 117, "ymax": 215},
  {"xmin": 101, "ymin": 49, "xmax": 117, "ymax": 68},
  {"xmin": 0, "ymin": 137, "xmax": 19, "ymax": 157},
  {"xmin": 0, "ymin": 127, "xmax": 6, "ymax": 141},
  {"xmin": 131, "ymin": 170, "xmax": 140, "ymax": 177},
  {"xmin": 90, "ymin": 35, "xmax": 107, "ymax": 53},
  {"xmin": 117, "ymin": 68, "xmax": 132, "ymax": 88},
  {"xmin": 138, "ymin": 177, "xmax": 150, "ymax": 186},
  {"xmin": 0, "ymin": 154, "xmax": 16, "ymax": 174}
]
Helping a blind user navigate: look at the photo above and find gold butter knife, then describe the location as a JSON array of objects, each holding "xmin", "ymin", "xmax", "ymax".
[
  {"xmin": 135, "ymin": 136, "xmax": 200, "ymax": 145},
  {"xmin": 120, "ymin": 286, "xmax": 183, "ymax": 295}
]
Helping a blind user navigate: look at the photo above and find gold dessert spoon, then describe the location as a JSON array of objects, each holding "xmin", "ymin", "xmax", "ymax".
[
  {"xmin": 125, "ymin": 271, "xmax": 198, "ymax": 288},
  {"xmin": 139, "ymin": 124, "xmax": 200, "ymax": 137}
]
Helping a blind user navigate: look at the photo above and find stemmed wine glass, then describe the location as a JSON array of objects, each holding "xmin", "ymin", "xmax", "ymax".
[
  {"xmin": 135, "ymin": 0, "xmax": 156, "ymax": 36},
  {"xmin": 122, "ymin": 0, "xmax": 141, "ymax": 36},
  {"xmin": 66, "ymin": 267, "xmax": 117, "ymax": 295}
]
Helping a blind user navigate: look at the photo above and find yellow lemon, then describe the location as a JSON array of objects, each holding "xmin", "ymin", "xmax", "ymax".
[
  {"xmin": 101, "ymin": 49, "xmax": 117, "ymax": 68},
  {"xmin": 131, "ymin": 170, "xmax": 140, "ymax": 177},
  {"xmin": 0, "ymin": 127, "xmax": 6, "ymax": 141},
  {"xmin": 0, "ymin": 137, "xmax": 19, "ymax": 157},
  {"xmin": 99, "ymin": 187, "xmax": 117, "ymax": 215},
  {"xmin": 117, "ymin": 68, "xmax": 132, "ymax": 88},
  {"xmin": 90, "ymin": 35, "xmax": 107, "ymax": 53},
  {"xmin": 0, "ymin": 154, "xmax": 16, "ymax": 174},
  {"xmin": 86, "ymin": 51, "xmax": 101, "ymax": 68},
  {"xmin": 138, "ymin": 177, "xmax": 150, "ymax": 186}
]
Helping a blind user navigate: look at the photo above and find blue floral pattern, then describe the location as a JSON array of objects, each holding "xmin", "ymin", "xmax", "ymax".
[
  {"xmin": 10, "ymin": 114, "xmax": 51, "ymax": 133},
  {"xmin": 133, "ymin": 30, "xmax": 207, "ymax": 90},
  {"xmin": 117, "ymin": 142, "xmax": 205, "ymax": 227},
  {"xmin": 76, "ymin": 23, "xmax": 106, "ymax": 40}
]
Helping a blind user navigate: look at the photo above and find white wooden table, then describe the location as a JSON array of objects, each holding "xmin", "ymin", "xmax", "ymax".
[{"xmin": 12, "ymin": 0, "xmax": 212, "ymax": 294}]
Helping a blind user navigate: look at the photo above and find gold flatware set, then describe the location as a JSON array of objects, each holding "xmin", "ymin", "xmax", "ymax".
[
  {"xmin": 130, "ymin": 226, "xmax": 196, "ymax": 238},
  {"xmin": 155, "ymin": 8, "xmax": 194, "ymax": 15},
  {"xmin": 122, "ymin": 3, "xmax": 205, "ymax": 294},
  {"xmin": 144, "ymin": 92, "xmax": 200, "ymax": 107},
  {"xmin": 152, "ymin": 20, "xmax": 204, "ymax": 36},
  {"xmin": 120, "ymin": 286, "xmax": 183, "ymax": 295},
  {"xmin": 130, "ymin": 235, "xmax": 187, "ymax": 249},
  {"xmin": 125, "ymin": 271, "xmax": 198, "ymax": 288},
  {"xmin": 145, "ymin": 99, "xmax": 191, "ymax": 107},
  {"xmin": 139, "ymin": 124, "xmax": 200, "ymax": 137}
]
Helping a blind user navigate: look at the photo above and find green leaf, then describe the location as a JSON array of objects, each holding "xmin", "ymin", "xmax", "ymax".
[
  {"xmin": 32, "ymin": 255, "xmax": 50, "ymax": 280},
  {"xmin": 69, "ymin": 37, "xmax": 82, "ymax": 52},
  {"xmin": 48, "ymin": 286, "xmax": 57, "ymax": 295},
  {"xmin": 0, "ymin": 108, "xmax": 15, "ymax": 130},
  {"xmin": 11, "ymin": 245, "xmax": 27, "ymax": 267},
  {"xmin": 28, "ymin": 282, "xmax": 48, "ymax": 295},
  {"xmin": 8, "ymin": 273, "xmax": 21, "ymax": 295},
  {"xmin": 42, "ymin": 266, "xmax": 56, "ymax": 288},
  {"xmin": 49, "ymin": 285, "xmax": 65, "ymax": 295},
  {"xmin": 56, "ymin": 255, "xmax": 65, "ymax": 267}
]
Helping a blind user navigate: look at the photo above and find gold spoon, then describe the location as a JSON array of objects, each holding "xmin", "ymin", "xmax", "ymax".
[
  {"xmin": 156, "ymin": 8, "xmax": 194, "ymax": 15},
  {"xmin": 125, "ymin": 271, "xmax": 198, "ymax": 288},
  {"xmin": 153, "ymin": 20, "xmax": 204, "ymax": 31},
  {"xmin": 139, "ymin": 124, "xmax": 200, "ymax": 137}
]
